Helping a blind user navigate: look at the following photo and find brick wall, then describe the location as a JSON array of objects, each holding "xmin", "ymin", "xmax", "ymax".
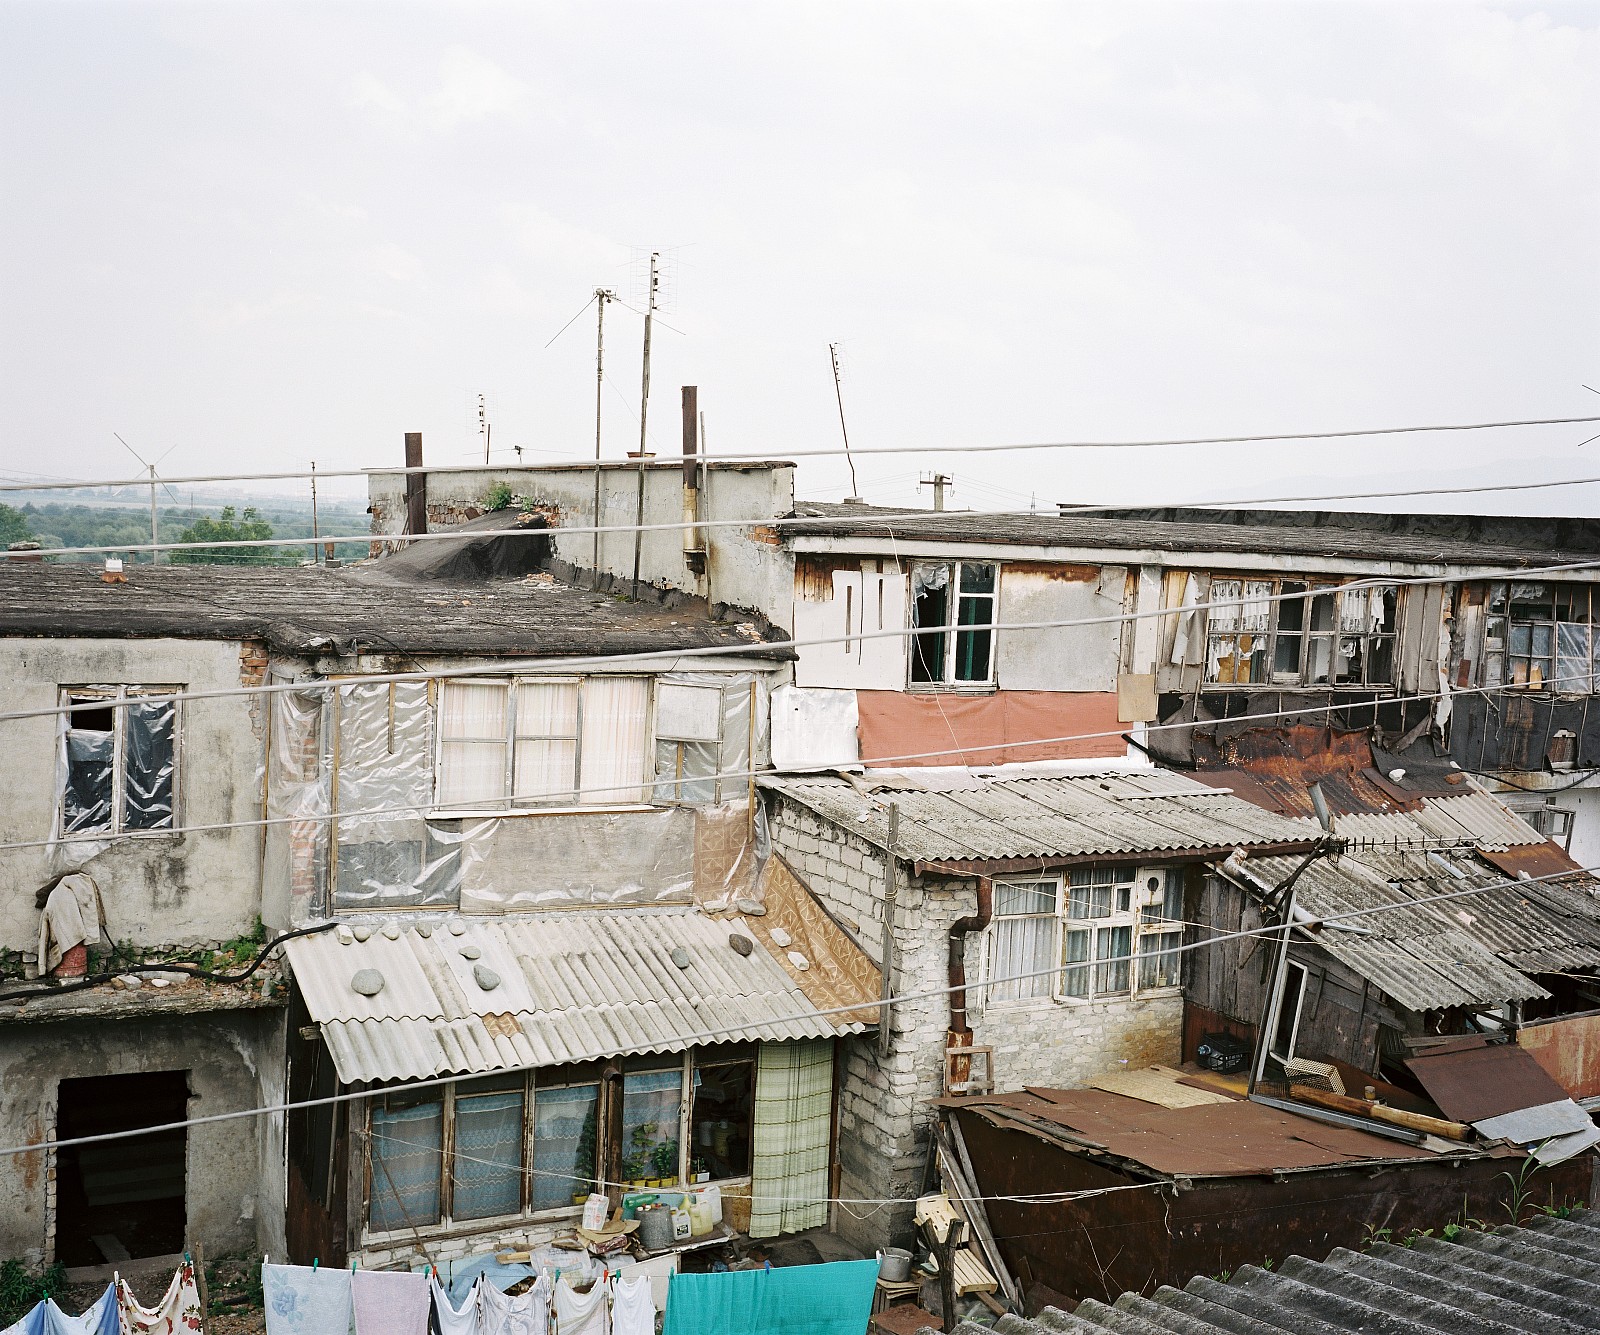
[{"xmin": 765, "ymin": 792, "xmax": 1182, "ymax": 1252}]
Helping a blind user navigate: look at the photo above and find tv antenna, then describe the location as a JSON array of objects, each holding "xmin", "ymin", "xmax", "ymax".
[
  {"xmin": 829, "ymin": 343, "xmax": 862, "ymax": 503},
  {"xmin": 477, "ymin": 394, "xmax": 492, "ymax": 464},
  {"xmin": 113, "ymin": 434, "xmax": 180, "ymax": 564}
]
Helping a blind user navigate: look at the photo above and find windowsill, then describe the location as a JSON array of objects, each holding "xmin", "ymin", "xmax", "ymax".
[
  {"xmin": 57, "ymin": 827, "xmax": 182, "ymax": 843},
  {"xmin": 905, "ymin": 683, "xmax": 998, "ymax": 695},
  {"xmin": 1200, "ymin": 683, "xmax": 1397, "ymax": 692},
  {"xmin": 426, "ymin": 803, "xmax": 658, "ymax": 820},
  {"xmin": 979, "ymin": 986, "xmax": 1182, "ymax": 1013}
]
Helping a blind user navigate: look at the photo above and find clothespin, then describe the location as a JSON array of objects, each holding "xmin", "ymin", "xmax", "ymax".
[
  {"xmin": 763, "ymin": 1261, "xmax": 772, "ymax": 1271},
  {"xmin": 313, "ymin": 1258, "xmax": 319, "ymax": 1272},
  {"xmin": 350, "ymin": 1260, "xmax": 357, "ymax": 1273}
]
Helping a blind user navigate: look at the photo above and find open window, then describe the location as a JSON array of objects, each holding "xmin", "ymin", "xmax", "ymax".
[
  {"xmin": 1271, "ymin": 961, "xmax": 1310, "ymax": 1063},
  {"xmin": 1204, "ymin": 580, "xmax": 1396, "ymax": 687},
  {"xmin": 59, "ymin": 687, "xmax": 180, "ymax": 836},
  {"xmin": 910, "ymin": 561, "xmax": 997, "ymax": 686}
]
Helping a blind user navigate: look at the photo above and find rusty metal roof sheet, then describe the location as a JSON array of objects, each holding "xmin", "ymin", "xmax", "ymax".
[
  {"xmin": 284, "ymin": 905, "xmax": 871, "ymax": 1084},
  {"xmin": 760, "ymin": 771, "xmax": 1319, "ymax": 865},
  {"xmin": 1405, "ymin": 1043, "xmax": 1571, "ymax": 1124},
  {"xmin": 952, "ymin": 1086, "xmax": 1433, "ymax": 1178}
]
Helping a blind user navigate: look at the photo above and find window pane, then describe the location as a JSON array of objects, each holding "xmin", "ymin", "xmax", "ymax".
[
  {"xmin": 988, "ymin": 914, "xmax": 1055, "ymax": 1002},
  {"xmin": 438, "ymin": 741, "xmax": 506, "ymax": 807},
  {"xmin": 911, "ymin": 564, "xmax": 952, "ymax": 683},
  {"xmin": 369, "ymin": 1099, "xmax": 442, "ymax": 1230},
  {"xmin": 1095, "ymin": 925, "xmax": 1132, "ymax": 995},
  {"xmin": 63, "ymin": 718, "xmax": 114, "ymax": 834},
  {"xmin": 1558, "ymin": 623, "xmax": 1591, "ymax": 692},
  {"xmin": 579, "ymin": 677, "xmax": 649, "ymax": 803},
  {"xmin": 1366, "ymin": 636, "xmax": 1395, "ymax": 686},
  {"xmin": 1061, "ymin": 928, "xmax": 1090, "ymax": 999},
  {"xmin": 995, "ymin": 881, "xmax": 1055, "ymax": 916},
  {"xmin": 1276, "ymin": 584, "xmax": 1307, "ymax": 632},
  {"xmin": 656, "ymin": 684, "xmax": 721, "ymax": 742},
  {"xmin": 690, "ymin": 1060, "xmax": 754, "ymax": 1179},
  {"xmin": 123, "ymin": 697, "xmax": 177, "ymax": 830},
  {"xmin": 959, "ymin": 562, "xmax": 996, "ymax": 595},
  {"xmin": 513, "ymin": 738, "xmax": 577, "ymax": 802},
  {"xmin": 1272, "ymin": 633, "xmax": 1303, "ymax": 680},
  {"xmin": 653, "ymin": 739, "xmax": 719, "ymax": 805},
  {"xmin": 531, "ymin": 1083, "xmax": 598, "ymax": 1211},
  {"xmin": 515, "ymin": 681, "xmax": 578, "ymax": 739},
  {"xmin": 1138, "ymin": 930, "xmax": 1183, "ymax": 990},
  {"xmin": 440, "ymin": 682, "xmax": 507, "ymax": 740},
  {"xmin": 452, "ymin": 1088, "xmax": 524, "ymax": 1221},
  {"xmin": 621, "ymin": 1070, "xmax": 682, "ymax": 1185}
]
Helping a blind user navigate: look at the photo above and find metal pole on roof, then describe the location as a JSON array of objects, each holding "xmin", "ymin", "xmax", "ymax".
[
  {"xmin": 631, "ymin": 254, "xmax": 659, "ymax": 601},
  {"xmin": 1247, "ymin": 839, "xmax": 1337, "ymax": 1098},
  {"xmin": 592, "ymin": 288, "xmax": 615, "ymax": 573}
]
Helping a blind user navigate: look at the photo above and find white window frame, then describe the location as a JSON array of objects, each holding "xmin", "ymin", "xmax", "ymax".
[
  {"xmin": 433, "ymin": 675, "xmax": 653, "ymax": 811},
  {"xmin": 652, "ymin": 682, "xmax": 725, "ymax": 804},
  {"xmin": 56, "ymin": 685, "xmax": 182, "ymax": 837},
  {"xmin": 1202, "ymin": 577, "xmax": 1398, "ymax": 689},
  {"xmin": 1270, "ymin": 961, "xmax": 1310, "ymax": 1063},
  {"xmin": 982, "ymin": 867, "xmax": 1185, "ymax": 1008},
  {"xmin": 909, "ymin": 559, "xmax": 999, "ymax": 688}
]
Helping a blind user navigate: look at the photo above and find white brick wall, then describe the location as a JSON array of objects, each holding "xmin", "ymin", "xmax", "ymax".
[{"xmin": 767, "ymin": 794, "xmax": 1182, "ymax": 1252}]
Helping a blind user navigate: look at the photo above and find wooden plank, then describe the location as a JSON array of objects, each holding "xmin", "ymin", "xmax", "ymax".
[
  {"xmin": 942, "ymin": 1118, "xmax": 1022, "ymax": 1311},
  {"xmin": 1090, "ymin": 1065, "xmax": 1235, "ymax": 1109},
  {"xmin": 951, "ymin": 1248, "xmax": 997, "ymax": 1295}
]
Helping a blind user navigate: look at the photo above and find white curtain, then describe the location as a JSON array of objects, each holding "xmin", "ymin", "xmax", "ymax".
[
  {"xmin": 580, "ymin": 677, "xmax": 649, "ymax": 803},
  {"xmin": 987, "ymin": 915, "xmax": 1055, "ymax": 1003},
  {"xmin": 514, "ymin": 680, "xmax": 579, "ymax": 802},
  {"xmin": 749, "ymin": 1040, "xmax": 833, "ymax": 1238},
  {"xmin": 437, "ymin": 682, "xmax": 507, "ymax": 808}
]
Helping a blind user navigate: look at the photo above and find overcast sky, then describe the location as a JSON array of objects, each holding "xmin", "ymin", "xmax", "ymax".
[{"xmin": 1, "ymin": 1, "xmax": 1596, "ymax": 516}]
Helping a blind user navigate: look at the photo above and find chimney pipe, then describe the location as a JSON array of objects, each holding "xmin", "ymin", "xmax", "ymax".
[{"xmin": 403, "ymin": 432, "xmax": 427, "ymax": 536}]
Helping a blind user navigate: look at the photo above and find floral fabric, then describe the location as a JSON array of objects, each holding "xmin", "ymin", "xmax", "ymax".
[{"xmin": 116, "ymin": 1259, "xmax": 204, "ymax": 1334}]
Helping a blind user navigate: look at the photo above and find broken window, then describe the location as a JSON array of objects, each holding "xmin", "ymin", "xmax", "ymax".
[
  {"xmin": 59, "ymin": 687, "xmax": 179, "ymax": 836},
  {"xmin": 435, "ymin": 676, "xmax": 650, "ymax": 809},
  {"xmin": 984, "ymin": 867, "xmax": 1184, "ymax": 1006},
  {"xmin": 910, "ymin": 561, "xmax": 997, "ymax": 686},
  {"xmin": 690, "ymin": 1045, "xmax": 756, "ymax": 1181},
  {"xmin": 1483, "ymin": 582, "xmax": 1599, "ymax": 692},
  {"xmin": 1203, "ymin": 580, "xmax": 1396, "ymax": 688}
]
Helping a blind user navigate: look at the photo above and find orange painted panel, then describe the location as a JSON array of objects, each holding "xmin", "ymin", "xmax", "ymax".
[
  {"xmin": 1517, "ymin": 1013, "xmax": 1600, "ymax": 1100},
  {"xmin": 855, "ymin": 690, "xmax": 1126, "ymax": 767}
]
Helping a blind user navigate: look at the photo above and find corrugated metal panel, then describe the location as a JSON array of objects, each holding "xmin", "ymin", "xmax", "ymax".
[
  {"xmin": 760, "ymin": 772, "xmax": 1318, "ymax": 863},
  {"xmin": 1406, "ymin": 1043, "xmax": 1570, "ymax": 1123},
  {"xmin": 285, "ymin": 906, "xmax": 871, "ymax": 1085},
  {"xmin": 1409, "ymin": 793, "xmax": 1547, "ymax": 850}
]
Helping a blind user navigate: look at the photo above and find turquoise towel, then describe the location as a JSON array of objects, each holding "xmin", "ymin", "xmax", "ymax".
[{"xmin": 661, "ymin": 1259, "xmax": 878, "ymax": 1335}]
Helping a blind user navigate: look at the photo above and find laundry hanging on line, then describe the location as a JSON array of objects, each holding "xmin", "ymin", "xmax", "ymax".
[
  {"xmin": 0, "ymin": 1283, "xmax": 119, "ymax": 1335},
  {"xmin": 116, "ymin": 1257, "xmax": 204, "ymax": 1335},
  {"xmin": 659, "ymin": 1258, "xmax": 878, "ymax": 1335}
]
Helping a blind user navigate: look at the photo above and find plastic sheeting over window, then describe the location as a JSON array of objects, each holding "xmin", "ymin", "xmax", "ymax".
[{"xmin": 57, "ymin": 688, "xmax": 177, "ymax": 838}]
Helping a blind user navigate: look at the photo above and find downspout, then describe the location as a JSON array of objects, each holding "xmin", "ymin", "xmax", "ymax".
[
  {"xmin": 945, "ymin": 875, "xmax": 994, "ymax": 1091},
  {"xmin": 877, "ymin": 803, "xmax": 899, "ymax": 1061}
]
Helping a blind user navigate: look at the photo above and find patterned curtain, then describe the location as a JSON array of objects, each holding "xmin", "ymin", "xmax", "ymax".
[{"xmin": 749, "ymin": 1040, "xmax": 834, "ymax": 1238}]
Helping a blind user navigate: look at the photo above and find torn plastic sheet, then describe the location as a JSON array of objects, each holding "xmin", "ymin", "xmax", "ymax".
[
  {"xmin": 264, "ymin": 683, "xmax": 330, "ymax": 924},
  {"xmin": 61, "ymin": 727, "xmax": 114, "ymax": 834}
]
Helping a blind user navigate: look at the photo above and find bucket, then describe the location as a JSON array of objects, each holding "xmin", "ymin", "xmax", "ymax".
[
  {"xmin": 637, "ymin": 1202, "xmax": 675, "ymax": 1252},
  {"xmin": 878, "ymin": 1248, "xmax": 913, "ymax": 1283}
]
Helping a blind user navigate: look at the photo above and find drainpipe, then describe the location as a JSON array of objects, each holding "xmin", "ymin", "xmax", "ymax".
[
  {"xmin": 877, "ymin": 803, "xmax": 899, "ymax": 1061},
  {"xmin": 946, "ymin": 875, "xmax": 994, "ymax": 1091}
]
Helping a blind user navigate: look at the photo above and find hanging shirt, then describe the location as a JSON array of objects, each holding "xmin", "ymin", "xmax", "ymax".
[
  {"xmin": 429, "ymin": 1276, "xmax": 477, "ymax": 1335},
  {"xmin": 610, "ymin": 1276, "xmax": 655, "ymax": 1335},
  {"xmin": 479, "ymin": 1273, "xmax": 550, "ymax": 1335},
  {"xmin": 352, "ymin": 1270, "xmax": 429, "ymax": 1335},
  {"xmin": 116, "ymin": 1258, "xmax": 204, "ymax": 1335},
  {"xmin": 263, "ymin": 1263, "xmax": 353, "ymax": 1335},
  {"xmin": 13, "ymin": 1285, "xmax": 120, "ymax": 1335},
  {"xmin": 551, "ymin": 1275, "xmax": 604, "ymax": 1335}
]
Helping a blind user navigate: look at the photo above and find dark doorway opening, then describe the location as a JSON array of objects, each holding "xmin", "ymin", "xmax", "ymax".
[{"xmin": 55, "ymin": 1070, "xmax": 188, "ymax": 1266}]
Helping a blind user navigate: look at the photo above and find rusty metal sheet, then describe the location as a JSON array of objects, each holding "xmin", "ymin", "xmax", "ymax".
[
  {"xmin": 1479, "ymin": 842, "xmax": 1583, "ymax": 880},
  {"xmin": 1405, "ymin": 1043, "xmax": 1569, "ymax": 1123},
  {"xmin": 1516, "ymin": 1011, "xmax": 1600, "ymax": 1100}
]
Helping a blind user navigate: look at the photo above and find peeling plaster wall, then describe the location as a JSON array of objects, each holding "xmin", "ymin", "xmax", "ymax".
[
  {"xmin": 792, "ymin": 558, "xmax": 906, "ymax": 690},
  {"xmin": 997, "ymin": 563, "xmax": 1125, "ymax": 692},
  {"xmin": 0, "ymin": 1009, "xmax": 285, "ymax": 1266},
  {"xmin": 368, "ymin": 463, "xmax": 796, "ymax": 629},
  {"xmin": 0, "ymin": 637, "xmax": 267, "ymax": 956}
]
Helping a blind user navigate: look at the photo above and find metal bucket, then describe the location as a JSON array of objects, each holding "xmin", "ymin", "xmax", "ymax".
[{"xmin": 878, "ymin": 1247, "xmax": 913, "ymax": 1282}]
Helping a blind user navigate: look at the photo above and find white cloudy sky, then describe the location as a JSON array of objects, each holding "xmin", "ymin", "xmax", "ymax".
[{"xmin": 1, "ymin": 1, "xmax": 1596, "ymax": 515}]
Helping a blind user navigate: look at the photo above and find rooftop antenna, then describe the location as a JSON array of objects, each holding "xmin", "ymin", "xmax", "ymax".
[
  {"xmin": 829, "ymin": 343, "xmax": 863, "ymax": 503},
  {"xmin": 592, "ymin": 288, "xmax": 617, "ymax": 571},
  {"xmin": 113, "ymin": 433, "xmax": 179, "ymax": 565},
  {"xmin": 478, "ymin": 394, "xmax": 491, "ymax": 465},
  {"xmin": 632, "ymin": 255, "xmax": 659, "ymax": 600}
]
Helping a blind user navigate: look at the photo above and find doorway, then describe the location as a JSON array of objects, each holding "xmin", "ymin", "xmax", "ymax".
[{"xmin": 55, "ymin": 1070, "xmax": 189, "ymax": 1266}]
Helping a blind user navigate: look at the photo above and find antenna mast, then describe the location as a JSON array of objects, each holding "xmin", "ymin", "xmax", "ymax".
[
  {"xmin": 631, "ymin": 254, "xmax": 659, "ymax": 599},
  {"xmin": 593, "ymin": 288, "xmax": 616, "ymax": 570},
  {"xmin": 830, "ymin": 343, "xmax": 862, "ymax": 503}
]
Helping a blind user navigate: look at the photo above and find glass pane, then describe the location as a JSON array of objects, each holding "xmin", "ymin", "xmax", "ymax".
[
  {"xmin": 1532, "ymin": 624, "xmax": 1554, "ymax": 658},
  {"xmin": 1067, "ymin": 882, "xmax": 1111, "ymax": 919},
  {"xmin": 369, "ymin": 1099, "xmax": 443, "ymax": 1230},
  {"xmin": 63, "ymin": 718, "xmax": 114, "ymax": 834},
  {"xmin": 531, "ymin": 1083, "xmax": 599, "ymax": 1211},
  {"xmin": 690, "ymin": 1060, "xmax": 755, "ymax": 1179},
  {"xmin": 1138, "ymin": 930, "xmax": 1183, "ymax": 990},
  {"xmin": 1061, "ymin": 929, "xmax": 1090, "ymax": 999},
  {"xmin": 1207, "ymin": 581, "xmax": 1242, "ymax": 629},
  {"xmin": 1366, "ymin": 636, "xmax": 1395, "ymax": 686},
  {"xmin": 123, "ymin": 696, "xmax": 176, "ymax": 830},
  {"xmin": 1240, "ymin": 582, "xmax": 1273, "ymax": 632},
  {"xmin": 1273, "ymin": 633, "xmax": 1303, "ymax": 679},
  {"xmin": 995, "ymin": 881, "xmax": 1055, "ymax": 916},
  {"xmin": 953, "ymin": 614, "xmax": 992, "ymax": 682},
  {"xmin": 1095, "ymin": 925, "xmax": 1132, "ymax": 995},
  {"xmin": 959, "ymin": 562, "xmax": 996, "ymax": 595},
  {"xmin": 452, "ymin": 1089, "xmax": 524, "ymax": 1221},
  {"xmin": 621, "ymin": 1070, "xmax": 682, "ymax": 1186},
  {"xmin": 440, "ymin": 682, "xmax": 506, "ymax": 740},
  {"xmin": 1558, "ymin": 623, "xmax": 1590, "ymax": 692},
  {"xmin": 1309, "ymin": 591, "xmax": 1337, "ymax": 632},
  {"xmin": 988, "ymin": 914, "xmax": 1054, "ymax": 1002},
  {"xmin": 1509, "ymin": 624, "xmax": 1532, "ymax": 655},
  {"xmin": 513, "ymin": 738, "xmax": 577, "ymax": 802},
  {"xmin": 579, "ymin": 677, "xmax": 650, "ymax": 803},
  {"xmin": 437, "ymin": 739, "xmax": 506, "ymax": 807},
  {"xmin": 515, "ymin": 681, "xmax": 578, "ymax": 739},
  {"xmin": 1276, "ymin": 584, "xmax": 1307, "ymax": 632}
]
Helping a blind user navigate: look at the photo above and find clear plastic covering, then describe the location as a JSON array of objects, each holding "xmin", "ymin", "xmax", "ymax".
[
  {"xmin": 123, "ymin": 696, "xmax": 176, "ymax": 830},
  {"xmin": 56, "ymin": 688, "xmax": 177, "ymax": 836},
  {"xmin": 262, "ymin": 683, "xmax": 330, "ymax": 926},
  {"xmin": 61, "ymin": 725, "xmax": 114, "ymax": 834}
]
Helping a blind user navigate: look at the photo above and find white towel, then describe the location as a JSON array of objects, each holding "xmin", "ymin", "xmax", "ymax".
[
  {"xmin": 552, "ymin": 1275, "xmax": 605, "ymax": 1335},
  {"xmin": 610, "ymin": 1276, "xmax": 656, "ymax": 1335}
]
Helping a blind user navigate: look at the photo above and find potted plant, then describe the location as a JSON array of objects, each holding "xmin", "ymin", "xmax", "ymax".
[
  {"xmin": 691, "ymin": 1157, "xmax": 710, "ymax": 1184},
  {"xmin": 651, "ymin": 1139, "xmax": 679, "ymax": 1184}
]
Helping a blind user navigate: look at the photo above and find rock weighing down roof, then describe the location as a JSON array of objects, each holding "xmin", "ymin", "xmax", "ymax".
[
  {"xmin": 943, "ymin": 1211, "xmax": 1600, "ymax": 1334},
  {"xmin": 760, "ymin": 769, "xmax": 1319, "ymax": 868}
]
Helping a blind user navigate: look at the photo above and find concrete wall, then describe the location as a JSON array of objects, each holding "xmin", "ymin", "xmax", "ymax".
[
  {"xmin": 997, "ymin": 563, "xmax": 1126, "ymax": 692},
  {"xmin": 0, "ymin": 1007, "xmax": 285, "ymax": 1265},
  {"xmin": 0, "ymin": 637, "xmax": 268, "ymax": 958},
  {"xmin": 367, "ymin": 462, "xmax": 797, "ymax": 629},
  {"xmin": 764, "ymin": 793, "xmax": 1182, "ymax": 1253}
]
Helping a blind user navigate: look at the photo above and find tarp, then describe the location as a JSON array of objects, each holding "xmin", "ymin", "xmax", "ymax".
[
  {"xmin": 660, "ymin": 1260, "xmax": 878, "ymax": 1335},
  {"xmin": 855, "ymin": 689, "xmax": 1126, "ymax": 767}
]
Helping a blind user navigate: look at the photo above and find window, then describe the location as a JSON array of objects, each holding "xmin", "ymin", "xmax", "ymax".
[
  {"xmin": 1204, "ymin": 580, "xmax": 1396, "ymax": 687},
  {"xmin": 910, "ymin": 561, "xmax": 997, "ymax": 685},
  {"xmin": 653, "ymin": 682, "xmax": 723, "ymax": 804},
  {"xmin": 621, "ymin": 1060, "xmax": 684, "ymax": 1187},
  {"xmin": 984, "ymin": 868, "xmax": 1184, "ymax": 1006},
  {"xmin": 1481, "ymin": 582, "xmax": 1599, "ymax": 692},
  {"xmin": 450, "ymin": 1076, "xmax": 525, "ymax": 1222},
  {"xmin": 690, "ymin": 1046, "xmax": 756, "ymax": 1181},
  {"xmin": 59, "ymin": 687, "xmax": 179, "ymax": 835},
  {"xmin": 530, "ymin": 1075, "xmax": 600, "ymax": 1211},
  {"xmin": 435, "ymin": 676, "xmax": 650, "ymax": 809},
  {"xmin": 1271, "ymin": 962, "xmax": 1309, "ymax": 1062}
]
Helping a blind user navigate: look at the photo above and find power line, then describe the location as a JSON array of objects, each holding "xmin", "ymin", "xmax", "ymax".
[
  {"xmin": 3, "ymin": 413, "xmax": 1598, "ymax": 494},
  {"xmin": 0, "ymin": 856, "xmax": 1586, "ymax": 1160}
]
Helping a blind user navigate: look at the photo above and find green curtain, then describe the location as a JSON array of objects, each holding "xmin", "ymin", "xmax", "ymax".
[{"xmin": 748, "ymin": 1039, "xmax": 833, "ymax": 1238}]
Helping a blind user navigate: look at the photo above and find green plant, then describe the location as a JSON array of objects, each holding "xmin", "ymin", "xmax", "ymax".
[
  {"xmin": 0, "ymin": 1258, "xmax": 66, "ymax": 1326},
  {"xmin": 1498, "ymin": 1151, "xmax": 1546, "ymax": 1225},
  {"xmin": 484, "ymin": 483, "xmax": 515, "ymax": 511},
  {"xmin": 650, "ymin": 1139, "xmax": 679, "ymax": 1181},
  {"xmin": 1360, "ymin": 1223, "xmax": 1393, "ymax": 1250}
]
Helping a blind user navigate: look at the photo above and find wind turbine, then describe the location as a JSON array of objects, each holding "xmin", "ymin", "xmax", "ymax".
[{"xmin": 114, "ymin": 434, "xmax": 180, "ymax": 565}]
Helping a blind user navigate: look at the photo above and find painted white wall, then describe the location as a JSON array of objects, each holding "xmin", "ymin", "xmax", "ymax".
[{"xmin": 793, "ymin": 560, "xmax": 907, "ymax": 690}]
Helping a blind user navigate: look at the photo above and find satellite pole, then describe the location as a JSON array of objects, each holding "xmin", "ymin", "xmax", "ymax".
[
  {"xmin": 478, "ymin": 394, "xmax": 491, "ymax": 465},
  {"xmin": 830, "ymin": 343, "xmax": 863, "ymax": 503},
  {"xmin": 593, "ymin": 288, "xmax": 616, "ymax": 570}
]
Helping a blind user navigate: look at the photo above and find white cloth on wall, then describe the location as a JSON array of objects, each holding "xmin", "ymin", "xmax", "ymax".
[
  {"xmin": 609, "ymin": 1277, "xmax": 655, "ymax": 1335},
  {"xmin": 551, "ymin": 1275, "xmax": 605, "ymax": 1335},
  {"xmin": 37, "ymin": 873, "xmax": 105, "ymax": 973}
]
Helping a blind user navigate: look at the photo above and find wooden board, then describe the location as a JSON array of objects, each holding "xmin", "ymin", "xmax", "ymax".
[
  {"xmin": 1090, "ymin": 1065, "xmax": 1236, "ymax": 1109},
  {"xmin": 951, "ymin": 1249, "xmax": 996, "ymax": 1295}
]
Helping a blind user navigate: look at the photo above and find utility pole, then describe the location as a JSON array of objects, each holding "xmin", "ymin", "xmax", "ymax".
[
  {"xmin": 115, "ymin": 433, "xmax": 172, "ymax": 565},
  {"xmin": 592, "ymin": 288, "xmax": 616, "ymax": 573},
  {"xmin": 631, "ymin": 254, "xmax": 659, "ymax": 600},
  {"xmin": 829, "ymin": 343, "xmax": 862, "ymax": 503},
  {"xmin": 478, "ymin": 394, "xmax": 491, "ymax": 465},
  {"xmin": 920, "ymin": 472, "xmax": 952, "ymax": 511},
  {"xmin": 310, "ymin": 461, "xmax": 320, "ymax": 565}
]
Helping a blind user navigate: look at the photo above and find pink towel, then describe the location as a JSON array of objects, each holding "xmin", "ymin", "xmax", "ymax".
[{"xmin": 352, "ymin": 1269, "xmax": 430, "ymax": 1335}]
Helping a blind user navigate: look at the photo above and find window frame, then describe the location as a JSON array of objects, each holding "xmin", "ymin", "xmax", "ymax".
[
  {"xmin": 1200, "ymin": 577, "xmax": 1398, "ymax": 689},
  {"xmin": 982, "ymin": 867, "xmax": 1186, "ymax": 1008},
  {"xmin": 652, "ymin": 681, "xmax": 726, "ymax": 805},
  {"xmin": 1481, "ymin": 581, "xmax": 1598, "ymax": 694},
  {"xmin": 1270, "ymin": 961, "xmax": 1310, "ymax": 1063},
  {"xmin": 909, "ymin": 559, "xmax": 999, "ymax": 689},
  {"xmin": 56, "ymin": 684, "xmax": 182, "ymax": 838}
]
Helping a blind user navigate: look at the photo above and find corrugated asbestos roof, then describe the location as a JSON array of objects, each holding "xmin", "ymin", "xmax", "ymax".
[
  {"xmin": 759, "ymin": 770, "xmax": 1319, "ymax": 865},
  {"xmin": 284, "ymin": 906, "xmax": 869, "ymax": 1084},
  {"xmin": 1334, "ymin": 791, "xmax": 1551, "ymax": 851},
  {"xmin": 946, "ymin": 1211, "xmax": 1600, "ymax": 1334}
]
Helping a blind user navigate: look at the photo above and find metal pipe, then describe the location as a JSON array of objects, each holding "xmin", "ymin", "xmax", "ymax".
[
  {"xmin": 877, "ymin": 803, "xmax": 899, "ymax": 1060},
  {"xmin": 947, "ymin": 874, "xmax": 994, "ymax": 1039}
]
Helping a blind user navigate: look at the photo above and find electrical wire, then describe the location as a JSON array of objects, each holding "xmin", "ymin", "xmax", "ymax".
[
  {"xmin": 0, "ymin": 856, "xmax": 1591, "ymax": 1160},
  {"xmin": 3, "ymin": 413, "xmax": 1597, "ymax": 493}
]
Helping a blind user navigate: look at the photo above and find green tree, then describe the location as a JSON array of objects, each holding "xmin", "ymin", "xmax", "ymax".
[
  {"xmin": 0, "ymin": 503, "xmax": 33, "ymax": 547},
  {"xmin": 169, "ymin": 505, "xmax": 283, "ymax": 565}
]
